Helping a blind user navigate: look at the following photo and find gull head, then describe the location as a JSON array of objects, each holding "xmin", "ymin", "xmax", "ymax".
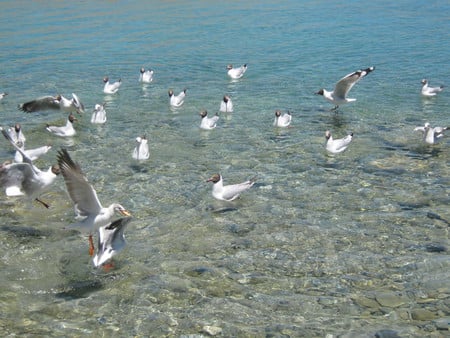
[
  {"xmin": 315, "ymin": 89, "xmax": 325, "ymax": 96},
  {"xmin": 325, "ymin": 130, "xmax": 332, "ymax": 140},
  {"xmin": 421, "ymin": 79, "xmax": 428, "ymax": 85},
  {"xmin": 275, "ymin": 110, "xmax": 282, "ymax": 117},
  {"xmin": 227, "ymin": 64, "xmax": 233, "ymax": 70},
  {"xmin": 199, "ymin": 110, "xmax": 208, "ymax": 118},
  {"xmin": 168, "ymin": 89, "xmax": 174, "ymax": 97},
  {"xmin": 206, "ymin": 173, "xmax": 221, "ymax": 184},
  {"xmin": 114, "ymin": 204, "xmax": 131, "ymax": 217},
  {"xmin": 51, "ymin": 164, "xmax": 61, "ymax": 175},
  {"xmin": 103, "ymin": 76, "xmax": 109, "ymax": 83}
]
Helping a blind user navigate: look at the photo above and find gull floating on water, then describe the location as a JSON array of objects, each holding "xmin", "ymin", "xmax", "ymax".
[
  {"xmin": 207, "ymin": 173, "xmax": 256, "ymax": 201},
  {"xmin": 227, "ymin": 64, "xmax": 247, "ymax": 80},
  {"xmin": 168, "ymin": 88, "xmax": 187, "ymax": 107},
  {"xmin": 220, "ymin": 95, "xmax": 233, "ymax": 113},
  {"xmin": 325, "ymin": 130, "xmax": 353, "ymax": 154},
  {"xmin": 414, "ymin": 122, "xmax": 448, "ymax": 144},
  {"xmin": 19, "ymin": 93, "xmax": 84, "ymax": 114},
  {"xmin": 92, "ymin": 217, "xmax": 132, "ymax": 268},
  {"xmin": 46, "ymin": 113, "xmax": 77, "ymax": 137},
  {"xmin": 199, "ymin": 110, "xmax": 219, "ymax": 130},
  {"xmin": 0, "ymin": 128, "xmax": 59, "ymax": 208},
  {"xmin": 0, "ymin": 92, "xmax": 8, "ymax": 101},
  {"xmin": 132, "ymin": 136, "xmax": 150, "ymax": 160},
  {"xmin": 103, "ymin": 77, "xmax": 122, "ymax": 94},
  {"xmin": 421, "ymin": 79, "xmax": 444, "ymax": 97},
  {"xmin": 273, "ymin": 110, "xmax": 292, "ymax": 127},
  {"xmin": 7, "ymin": 123, "xmax": 26, "ymax": 145},
  {"xmin": 316, "ymin": 66, "xmax": 375, "ymax": 110},
  {"xmin": 139, "ymin": 68, "xmax": 154, "ymax": 83},
  {"xmin": 91, "ymin": 103, "xmax": 107, "ymax": 124},
  {"xmin": 57, "ymin": 148, "xmax": 131, "ymax": 232}
]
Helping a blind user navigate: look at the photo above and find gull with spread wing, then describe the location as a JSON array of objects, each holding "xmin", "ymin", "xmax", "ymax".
[
  {"xmin": 93, "ymin": 217, "xmax": 132, "ymax": 268},
  {"xmin": 0, "ymin": 128, "xmax": 59, "ymax": 208},
  {"xmin": 316, "ymin": 66, "xmax": 375, "ymax": 110}
]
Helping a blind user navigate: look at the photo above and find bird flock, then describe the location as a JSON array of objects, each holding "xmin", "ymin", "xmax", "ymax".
[{"xmin": 0, "ymin": 63, "xmax": 447, "ymax": 269}]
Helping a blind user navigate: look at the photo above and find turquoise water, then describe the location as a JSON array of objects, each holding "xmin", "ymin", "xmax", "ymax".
[{"xmin": 1, "ymin": 1, "xmax": 449, "ymax": 336}]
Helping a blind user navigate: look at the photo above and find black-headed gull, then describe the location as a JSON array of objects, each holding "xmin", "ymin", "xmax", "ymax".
[
  {"xmin": 46, "ymin": 113, "xmax": 77, "ymax": 137},
  {"xmin": 57, "ymin": 148, "xmax": 131, "ymax": 232},
  {"xmin": 19, "ymin": 94, "xmax": 84, "ymax": 114},
  {"xmin": 414, "ymin": 122, "xmax": 448, "ymax": 144},
  {"xmin": 227, "ymin": 64, "xmax": 247, "ymax": 79},
  {"xmin": 93, "ymin": 217, "xmax": 132, "ymax": 268},
  {"xmin": 132, "ymin": 136, "xmax": 150, "ymax": 160},
  {"xmin": 7, "ymin": 123, "xmax": 26, "ymax": 145},
  {"xmin": 207, "ymin": 173, "xmax": 256, "ymax": 201},
  {"xmin": 0, "ymin": 128, "xmax": 60, "ymax": 208},
  {"xmin": 103, "ymin": 77, "xmax": 122, "ymax": 94},
  {"xmin": 139, "ymin": 68, "xmax": 154, "ymax": 83},
  {"xmin": 168, "ymin": 88, "xmax": 187, "ymax": 107},
  {"xmin": 199, "ymin": 110, "xmax": 219, "ymax": 130},
  {"xmin": 0, "ymin": 92, "xmax": 8, "ymax": 101},
  {"xmin": 220, "ymin": 95, "xmax": 233, "ymax": 113},
  {"xmin": 316, "ymin": 66, "xmax": 375, "ymax": 110},
  {"xmin": 273, "ymin": 110, "xmax": 292, "ymax": 127},
  {"xmin": 91, "ymin": 103, "xmax": 107, "ymax": 124},
  {"xmin": 325, "ymin": 130, "xmax": 353, "ymax": 154},
  {"xmin": 421, "ymin": 79, "xmax": 444, "ymax": 97}
]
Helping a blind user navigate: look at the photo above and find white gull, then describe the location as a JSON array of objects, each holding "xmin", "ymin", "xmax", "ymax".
[
  {"xmin": 220, "ymin": 95, "xmax": 233, "ymax": 113},
  {"xmin": 273, "ymin": 110, "xmax": 292, "ymax": 127},
  {"xmin": 207, "ymin": 173, "xmax": 256, "ymax": 201},
  {"xmin": 316, "ymin": 66, "xmax": 375, "ymax": 110},
  {"xmin": 325, "ymin": 130, "xmax": 353, "ymax": 154},
  {"xmin": 103, "ymin": 77, "xmax": 122, "ymax": 94},
  {"xmin": 132, "ymin": 136, "xmax": 150, "ymax": 160},
  {"xmin": 421, "ymin": 79, "xmax": 444, "ymax": 97},
  {"xmin": 139, "ymin": 68, "xmax": 154, "ymax": 83},
  {"xmin": 93, "ymin": 217, "xmax": 132, "ymax": 268},
  {"xmin": 199, "ymin": 110, "xmax": 219, "ymax": 130},
  {"xmin": 46, "ymin": 113, "xmax": 77, "ymax": 137},
  {"xmin": 227, "ymin": 64, "xmax": 247, "ymax": 79},
  {"xmin": 414, "ymin": 122, "xmax": 448, "ymax": 144}
]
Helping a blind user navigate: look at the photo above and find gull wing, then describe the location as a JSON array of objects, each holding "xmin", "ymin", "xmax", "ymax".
[
  {"xmin": 334, "ymin": 67, "xmax": 374, "ymax": 99},
  {"xmin": 18, "ymin": 95, "xmax": 60, "ymax": 113},
  {"xmin": 71, "ymin": 93, "xmax": 85, "ymax": 114},
  {"xmin": 1, "ymin": 128, "xmax": 36, "ymax": 170},
  {"xmin": 57, "ymin": 148, "xmax": 103, "ymax": 216}
]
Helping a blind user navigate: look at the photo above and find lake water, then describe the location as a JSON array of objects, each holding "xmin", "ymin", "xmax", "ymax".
[{"xmin": 0, "ymin": 1, "xmax": 449, "ymax": 337}]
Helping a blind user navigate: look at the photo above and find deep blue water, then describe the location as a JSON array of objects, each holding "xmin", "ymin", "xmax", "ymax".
[{"xmin": 0, "ymin": 1, "xmax": 449, "ymax": 336}]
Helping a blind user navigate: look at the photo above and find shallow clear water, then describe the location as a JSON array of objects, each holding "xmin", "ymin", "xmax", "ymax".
[{"xmin": 0, "ymin": 1, "xmax": 449, "ymax": 336}]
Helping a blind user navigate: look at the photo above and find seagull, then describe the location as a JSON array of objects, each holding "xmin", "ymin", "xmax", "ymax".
[
  {"xmin": 57, "ymin": 148, "xmax": 131, "ymax": 231},
  {"xmin": 103, "ymin": 77, "xmax": 122, "ymax": 94},
  {"xmin": 14, "ymin": 143, "xmax": 52, "ymax": 163},
  {"xmin": 92, "ymin": 217, "xmax": 132, "ymax": 268},
  {"xmin": 168, "ymin": 88, "xmax": 187, "ymax": 107},
  {"xmin": 91, "ymin": 103, "xmax": 107, "ymax": 124},
  {"xmin": 325, "ymin": 130, "xmax": 354, "ymax": 154},
  {"xmin": 220, "ymin": 95, "xmax": 233, "ymax": 113},
  {"xmin": 315, "ymin": 66, "xmax": 375, "ymax": 110},
  {"xmin": 57, "ymin": 93, "xmax": 85, "ymax": 114},
  {"xmin": 19, "ymin": 94, "xmax": 84, "ymax": 114},
  {"xmin": 227, "ymin": 64, "xmax": 247, "ymax": 79},
  {"xmin": 7, "ymin": 123, "xmax": 26, "ymax": 145},
  {"xmin": 206, "ymin": 173, "xmax": 256, "ymax": 201},
  {"xmin": 421, "ymin": 79, "xmax": 444, "ymax": 97},
  {"xmin": 132, "ymin": 136, "xmax": 150, "ymax": 160},
  {"xmin": 0, "ymin": 92, "xmax": 8, "ymax": 101},
  {"xmin": 0, "ymin": 128, "xmax": 60, "ymax": 208},
  {"xmin": 139, "ymin": 68, "xmax": 154, "ymax": 83},
  {"xmin": 273, "ymin": 110, "xmax": 292, "ymax": 127},
  {"xmin": 414, "ymin": 122, "xmax": 448, "ymax": 144},
  {"xmin": 46, "ymin": 113, "xmax": 77, "ymax": 137},
  {"xmin": 199, "ymin": 110, "xmax": 219, "ymax": 130}
]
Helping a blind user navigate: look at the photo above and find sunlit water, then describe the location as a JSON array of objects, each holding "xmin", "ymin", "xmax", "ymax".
[{"xmin": 0, "ymin": 1, "xmax": 449, "ymax": 336}]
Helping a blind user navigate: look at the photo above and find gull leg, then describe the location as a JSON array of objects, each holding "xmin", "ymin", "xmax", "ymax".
[
  {"xmin": 35, "ymin": 198, "xmax": 50, "ymax": 209},
  {"xmin": 102, "ymin": 260, "xmax": 115, "ymax": 272},
  {"xmin": 88, "ymin": 234, "xmax": 95, "ymax": 256}
]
